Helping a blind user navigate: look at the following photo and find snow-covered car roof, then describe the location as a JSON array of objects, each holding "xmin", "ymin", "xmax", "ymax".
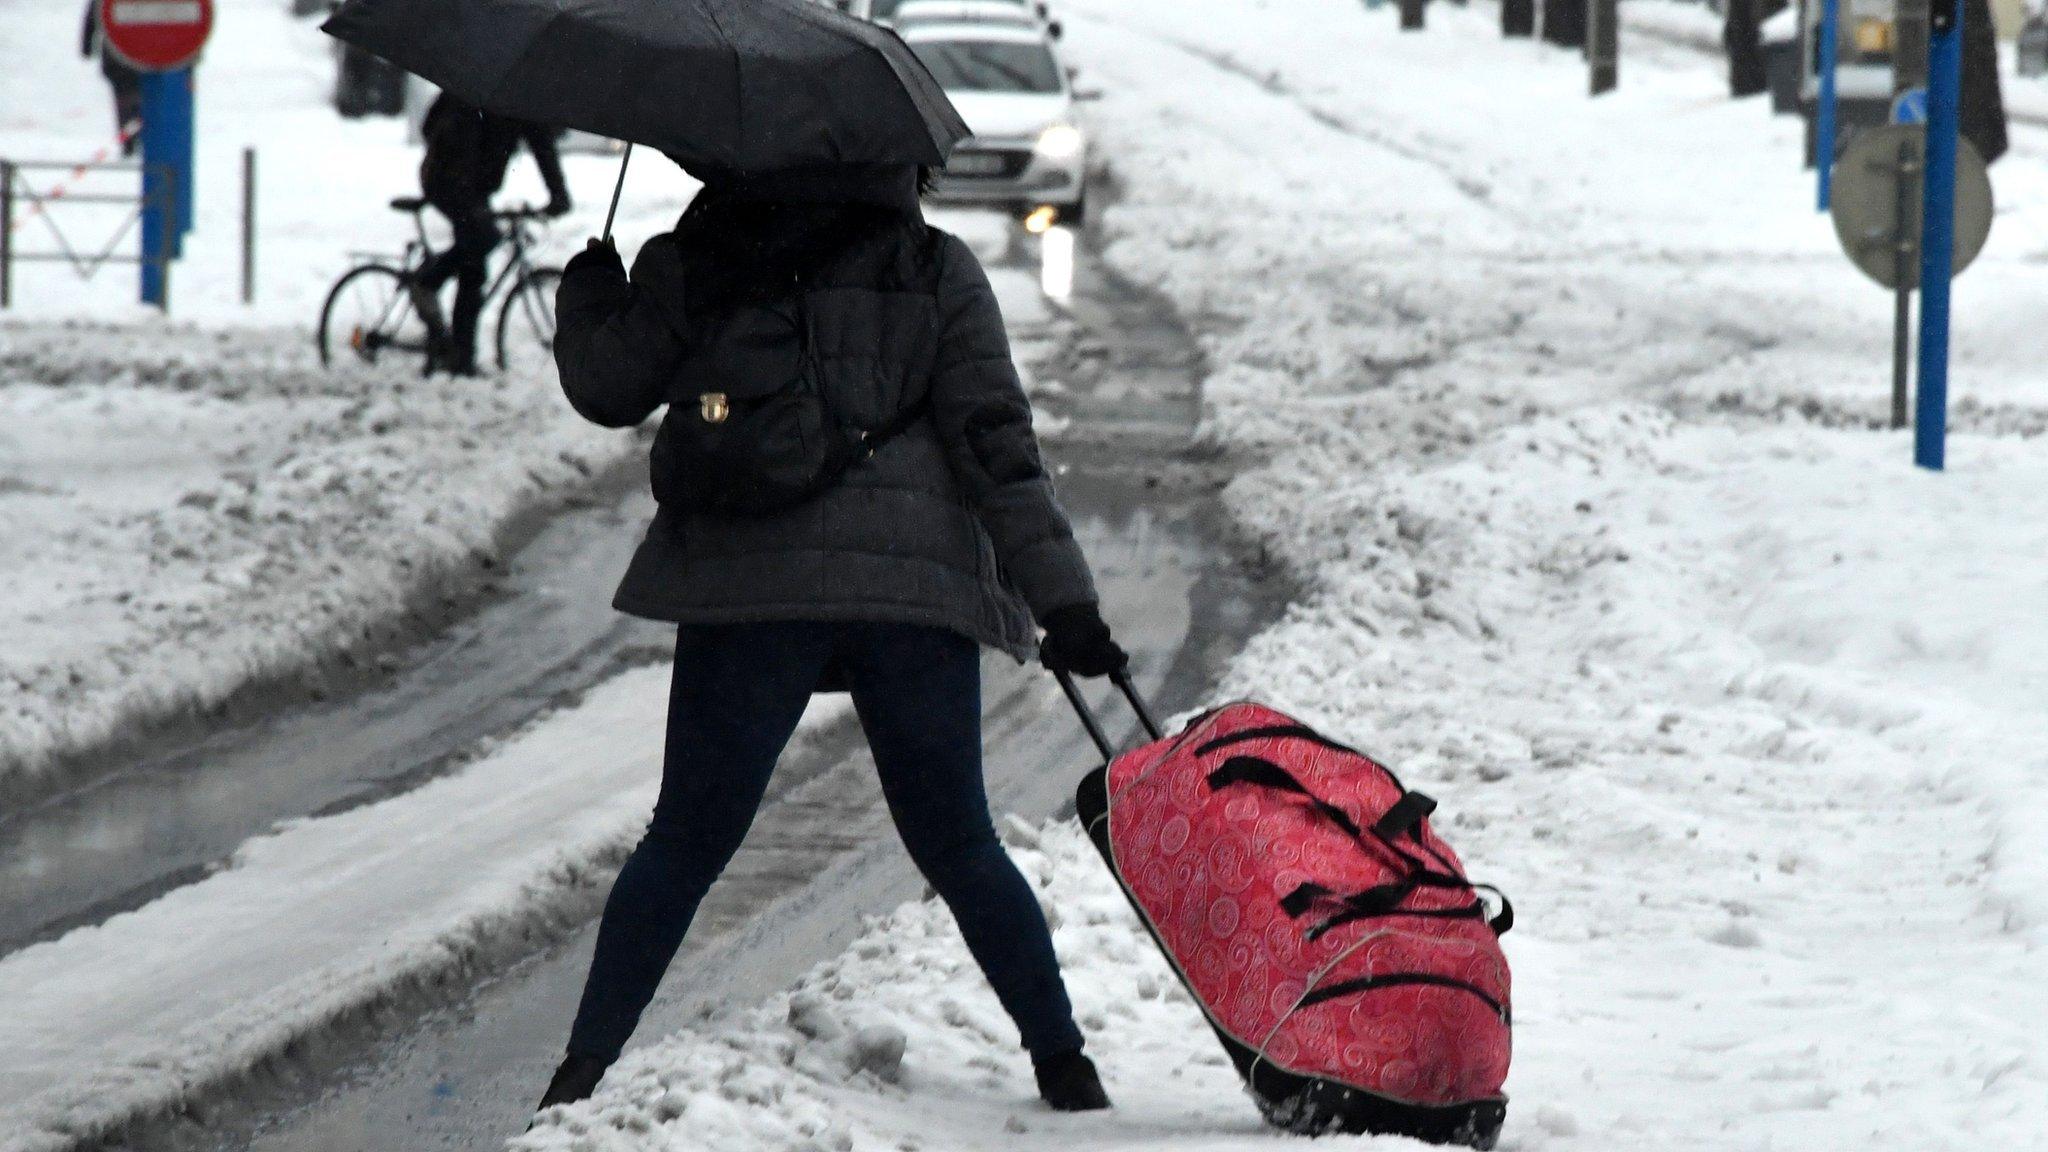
[
  {"xmin": 892, "ymin": 1, "xmax": 1042, "ymax": 30},
  {"xmin": 899, "ymin": 20, "xmax": 1051, "ymax": 45}
]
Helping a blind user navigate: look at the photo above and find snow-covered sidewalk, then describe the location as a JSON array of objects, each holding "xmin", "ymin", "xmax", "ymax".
[{"xmin": 511, "ymin": 3, "xmax": 2048, "ymax": 1150}]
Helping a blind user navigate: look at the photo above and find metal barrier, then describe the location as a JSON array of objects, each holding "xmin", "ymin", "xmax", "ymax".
[{"xmin": 0, "ymin": 157, "xmax": 178, "ymax": 310}]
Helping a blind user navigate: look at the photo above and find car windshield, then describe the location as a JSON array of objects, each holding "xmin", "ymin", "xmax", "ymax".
[{"xmin": 911, "ymin": 40, "xmax": 1062, "ymax": 93}]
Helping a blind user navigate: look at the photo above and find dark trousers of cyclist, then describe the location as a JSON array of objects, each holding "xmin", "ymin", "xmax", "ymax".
[
  {"xmin": 564, "ymin": 620, "xmax": 1085, "ymax": 1066},
  {"xmin": 417, "ymin": 197, "xmax": 499, "ymax": 372}
]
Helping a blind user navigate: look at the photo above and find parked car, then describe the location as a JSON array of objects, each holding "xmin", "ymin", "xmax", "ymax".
[
  {"xmin": 902, "ymin": 22, "xmax": 1088, "ymax": 224},
  {"xmin": 892, "ymin": 0, "xmax": 1060, "ymax": 39}
]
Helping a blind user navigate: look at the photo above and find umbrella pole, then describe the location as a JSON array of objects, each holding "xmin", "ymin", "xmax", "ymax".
[{"xmin": 602, "ymin": 144, "xmax": 632, "ymax": 244}]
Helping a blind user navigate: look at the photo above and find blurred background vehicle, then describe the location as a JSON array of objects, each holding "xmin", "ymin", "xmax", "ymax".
[
  {"xmin": 842, "ymin": 0, "xmax": 1057, "ymax": 28},
  {"xmin": 326, "ymin": 1, "xmax": 408, "ymax": 117},
  {"xmin": 901, "ymin": 20, "xmax": 1090, "ymax": 225},
  {"xmin": 1796, "ymin": 0, "xmax": 1903, "ymax": 163},
  {"xmin": 892, "ymin": 0, "xmax": 1064, "ymax": 39},
  {"xmin": 1789, "ymin": 0, "xmax": 2006, "ymax": 164}
]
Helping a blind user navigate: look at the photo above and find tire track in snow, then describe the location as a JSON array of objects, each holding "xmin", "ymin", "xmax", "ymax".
[{"xmin": 1071, "ymin": 9, "xmax": 1515, "ymax": 220}]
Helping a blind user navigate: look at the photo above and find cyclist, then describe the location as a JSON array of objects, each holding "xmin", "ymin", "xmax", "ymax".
[
  {"xmin": 412, "ymin": 92, "xmax": 572, "ymax": 375},
  {"xmin": 79, "ymin": 0, "xmax": 142, "ymax": 155}
]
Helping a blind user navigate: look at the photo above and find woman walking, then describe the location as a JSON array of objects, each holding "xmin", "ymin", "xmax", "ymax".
[{"xmin": 536, "ymin": 161, "xmax": 1127, "ymax": 1118}]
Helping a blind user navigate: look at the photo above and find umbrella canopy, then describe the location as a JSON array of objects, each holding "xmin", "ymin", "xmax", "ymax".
[{"xmin": 321, "ymin": 0, "xmax": 971, "ymax": 174}]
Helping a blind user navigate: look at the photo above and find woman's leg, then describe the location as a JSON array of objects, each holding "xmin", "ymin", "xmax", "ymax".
[
  {"xmin": 839, "ymin": 623, "xmax": 1086, "ymax": 1060},
  {"xmin": 563, "ymin": 622, "xmax": 830, "ymax": 1064}
]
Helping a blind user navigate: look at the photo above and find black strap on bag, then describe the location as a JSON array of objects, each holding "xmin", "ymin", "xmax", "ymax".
[
  {"xmin": 1207, "ymin": 756, "xmax": 1370, "ymax": 841},
  {"xmin": 1049, "ymin": 678, "xmax": 1513, "ymax": 939},
  {"xmin": 1205, "ymin": 752, "xmax": 1513, "ymax": 938},
  {"xmin": 1372, "ymin": 790, "xmax": 1439, "ymax": 842}
]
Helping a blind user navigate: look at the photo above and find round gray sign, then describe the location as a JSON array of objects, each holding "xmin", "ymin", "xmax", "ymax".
[{"xmin": 1830, "ymin": 123, "xmax": 1993, "ymax": 290}]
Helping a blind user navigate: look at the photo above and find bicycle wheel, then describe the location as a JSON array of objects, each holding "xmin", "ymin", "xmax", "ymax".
[
  {"xmin": 496, "ymin": 266, "xmax": 562, "ymax": 377},
  {"xmin": 317, "ymin": 264, "xmax": 431, "ymax": 370}
]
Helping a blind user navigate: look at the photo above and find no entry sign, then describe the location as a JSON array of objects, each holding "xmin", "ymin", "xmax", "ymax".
[{"xmin": 100, "ymin": 0, "xmax": 214, "ymax": 72}]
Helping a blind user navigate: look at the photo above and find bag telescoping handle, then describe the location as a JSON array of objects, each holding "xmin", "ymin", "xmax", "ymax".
[{"xmin": 1054, "ymin": 669, "xmax": 1164, "ymax": 760}]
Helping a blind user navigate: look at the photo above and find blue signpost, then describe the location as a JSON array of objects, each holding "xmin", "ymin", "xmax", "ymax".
[
  {"xmin": 107, "ymin": 0, "xmax": 209, "ymax": 309},
  {"xmin": 137, "ymin": 69, "xmax": 194, "ymax": 307},
  {"xmin": 1816, "ymin": 0, "xmax": 1841, "ymax": 210},
  {"xmin": 1915, "ymin": 0, "xmax": 1963, "ymax": 471}
]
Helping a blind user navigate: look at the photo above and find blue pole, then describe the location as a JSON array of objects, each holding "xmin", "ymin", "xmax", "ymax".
[
  {"xmin": 1915, "ymin": 0, "xmax": 1963, "ymax": 471},
  {"xmin": 1817, "ymin": 0, "xmax": 1840, "ymax": 209},
  {"xmin": 170, "ymin": 67, "xmax": 194, "ymax": 246},
  {"xmin": 138, "ymin": 72, "xmax": 181, "ymax": 309}
]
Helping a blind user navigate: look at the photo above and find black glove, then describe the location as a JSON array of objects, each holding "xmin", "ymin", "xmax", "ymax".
[
  {"xmin": 564, "ymin": 236, "xmax": 622, "ymax": 280},
  {"xmin": 545, "ymin": 197, "xmax": 573, "ymax": 218},
  {"xmin": 1039, "ymin": 604, "xmax": 1128, "ymax": 679}
]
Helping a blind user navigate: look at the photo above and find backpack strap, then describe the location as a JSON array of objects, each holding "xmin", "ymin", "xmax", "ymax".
[
  {"xmin": 856, "ymin": 392, "xmax": 933, "ymax": 459},
  {"xmin": 828, "ymin": 221, "xmax": 947, "ymax": 457}
]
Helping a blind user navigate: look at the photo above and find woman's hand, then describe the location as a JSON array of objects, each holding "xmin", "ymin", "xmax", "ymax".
[
  {"xmin": 1039, "ymin": 604, "xmax": 1128, "ymax": 679},
  {"xmin": 565, "ymin": 236, "xmax": 622, "ymax": 279}
]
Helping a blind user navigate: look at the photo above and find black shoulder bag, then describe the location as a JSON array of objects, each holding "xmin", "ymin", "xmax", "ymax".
[{"xmin": 648, "ymin": 289, "xmax": 931, "ymax": 519}]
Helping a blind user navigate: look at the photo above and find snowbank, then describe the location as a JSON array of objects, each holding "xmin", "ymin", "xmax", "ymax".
[
  {"xmin": 1059, "ymin": 0, "xmax": 2048, "ymax": 1147},
  {"xmin": 0, "ymin": 324, "xmax": 630, "ymax": 801},
  {"xmin": 0, "ymin": 0, "xmax": 673, "ymax": 795},
  {"xmin": 1207, "ymin": 406, "xmax": 2048, "ymax": 1150}
]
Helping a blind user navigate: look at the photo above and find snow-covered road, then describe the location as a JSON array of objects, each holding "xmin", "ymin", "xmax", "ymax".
[
  {"xmin": 7, "ymin": 0, "xmax": 2048, "ymax": 1150},
  {"xmin": 512, "ymin": 3, "xmax": 2048, "ymax": 1151}
]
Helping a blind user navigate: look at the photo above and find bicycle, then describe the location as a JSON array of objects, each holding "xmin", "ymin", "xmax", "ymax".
[{"xmin": 316, "ymin": 198, "xmax": 563, "ymax": 377}]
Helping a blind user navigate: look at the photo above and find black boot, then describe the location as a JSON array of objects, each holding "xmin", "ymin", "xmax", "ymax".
[
  {"xmin": 531, "ymin": 1053, "xmax": 610, "ymax": 1120},
  {"xmin": 1033, "ymin": 1050, "xmax": 1111, "ymax": 1112}
]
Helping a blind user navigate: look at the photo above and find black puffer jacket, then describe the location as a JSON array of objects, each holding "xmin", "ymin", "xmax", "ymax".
[{"xmin": 553, "ymin": 166, "xmax": 1095, "ymax": 659}]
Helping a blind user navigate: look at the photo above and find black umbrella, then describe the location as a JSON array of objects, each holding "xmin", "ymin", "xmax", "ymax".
[{"xmin": 322, "ymin": 0, "xmax": 970, "ymax": 232}]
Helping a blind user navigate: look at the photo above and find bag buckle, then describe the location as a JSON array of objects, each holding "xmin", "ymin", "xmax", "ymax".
[{"xmin": 699, "ymin": 393, "xmax": 730, "ymax": 424}]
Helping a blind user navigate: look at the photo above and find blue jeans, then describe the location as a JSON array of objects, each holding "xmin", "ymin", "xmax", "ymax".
[{"xmin": 566, "ymin": 621, "xmax": 1084, "ymax": 1062}]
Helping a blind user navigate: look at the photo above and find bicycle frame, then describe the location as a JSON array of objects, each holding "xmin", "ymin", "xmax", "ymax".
[
  {"xmin": 368, "ymin": 209, "xmax": 544, "ymax": 299},
  {"xmin": 328, "ymin": 208, "xmax": 553, "ymax": 368},
  {"xmin": 480, "ymin": 219, "xmax": 536, "ymax": 308}
]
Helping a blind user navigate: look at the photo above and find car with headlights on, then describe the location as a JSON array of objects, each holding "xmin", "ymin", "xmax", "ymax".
[{"xmin": 902, "ymin": 22, "xmax": 1089, "ymax": 225}]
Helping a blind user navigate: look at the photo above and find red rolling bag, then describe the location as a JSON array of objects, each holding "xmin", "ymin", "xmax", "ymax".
[{"xmin": 1061, "ymin": 673, "xmax": 1513, "ymax": 1148}]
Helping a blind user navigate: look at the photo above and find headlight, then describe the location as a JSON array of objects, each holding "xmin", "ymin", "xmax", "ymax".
[{"xmin": 1034, "ymin": 124, "xmax": 1085, "ymax": 161}]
